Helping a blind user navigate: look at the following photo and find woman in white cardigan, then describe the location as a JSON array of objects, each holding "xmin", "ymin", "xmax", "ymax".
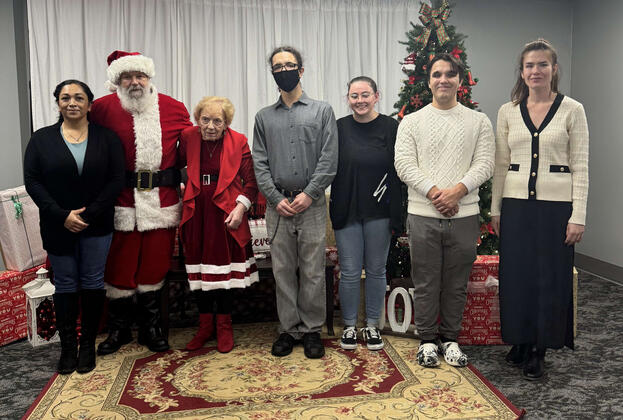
[{"xmin": 491, "ymin": 39, "xmax": 589, "ymax": 381}]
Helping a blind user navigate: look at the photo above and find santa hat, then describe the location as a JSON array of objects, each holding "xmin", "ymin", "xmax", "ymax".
[{"xmin": 105, "ymin": 50, "xmax": 155, "ymax": 91}]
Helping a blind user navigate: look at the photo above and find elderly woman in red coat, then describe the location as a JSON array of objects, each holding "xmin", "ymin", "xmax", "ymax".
[{"xmin": 179, "ymin": 96, "xmax": 258, "ymax": 352}]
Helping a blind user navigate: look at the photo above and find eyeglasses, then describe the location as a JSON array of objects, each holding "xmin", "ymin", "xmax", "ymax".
[
  {"xmin": 120, "ymin": 72, "xmax": 149, "ymax": 82},
  {"xmin": 200, "ymin": 117, "xmax": 224, "ymax": 127},
  {"xmin": 349, "ymin": 92, "xmax": 374, "ymax": 100},
  {"xmin": 271, "ymin": 62, "xmax": 299, "ymax": 73}
]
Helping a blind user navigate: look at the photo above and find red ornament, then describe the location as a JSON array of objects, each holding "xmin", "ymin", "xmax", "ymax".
[
  {"xmin": 451, "ymin": 46, "xmax": 463, "ymax": 59},
  {"xmin": 467, "ymin": 71, "xmax": 477, "ymax": 86},
  {"xmin": 408, "ymin": 75, "xmax": 416, "ymax": 85}
]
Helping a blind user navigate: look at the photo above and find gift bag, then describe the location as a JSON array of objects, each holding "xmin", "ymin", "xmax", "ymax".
[
  {"xmin": 0, "ymin": 186, "xmax": 47, "ymax": 271},
  {"xmin": 249, "ymin": 218, "xmax": 270, "ymax": 255}
]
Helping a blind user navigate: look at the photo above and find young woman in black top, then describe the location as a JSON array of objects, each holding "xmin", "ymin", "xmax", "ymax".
[
  {"xmin": 24, "ymin": 80, "xmax": 125, "ymax": 374},
  {"xmin": 330, "ymin": 76, "xmax": 402, "ymax": 351}
]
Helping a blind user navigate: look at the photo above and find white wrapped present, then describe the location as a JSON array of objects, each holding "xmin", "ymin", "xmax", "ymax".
[{"xmin": 0, "ymin": 186, "xmax": 46, "ymax": 271}]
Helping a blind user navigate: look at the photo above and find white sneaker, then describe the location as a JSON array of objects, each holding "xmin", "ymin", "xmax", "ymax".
[
  {"xmin": 417, "ymin": 342, "xmax": 441, "ymax": 367},
  {"xmin": 440, "ymin": 341, "xmax": 468, "ymax": 367},
  {"xmin": 340, "ymin": 326, "xmax": 357, "ymax": 350},
  {"xmin": 361, "ymin": 326, "xmax": 384, "ymax": 351}
]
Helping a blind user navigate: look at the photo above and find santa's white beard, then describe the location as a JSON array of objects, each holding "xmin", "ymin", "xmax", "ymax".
[{"xmin": 117, "ymin": 84, "xmax": 157, "ymax": 114}]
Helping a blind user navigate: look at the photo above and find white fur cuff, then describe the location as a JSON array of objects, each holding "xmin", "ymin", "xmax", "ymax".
[
  {"xmin": 106, "ymin": 284, "xmax": 136, "ymax": 299},
  {"xmin": 137, "ymin": 280, "xmax": 165, "ymax": 293}
]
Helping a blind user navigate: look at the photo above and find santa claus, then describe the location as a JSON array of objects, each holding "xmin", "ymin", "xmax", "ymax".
[{"xmin": 90, "ymin": 50, "xmax": 191, "ymax": 354}]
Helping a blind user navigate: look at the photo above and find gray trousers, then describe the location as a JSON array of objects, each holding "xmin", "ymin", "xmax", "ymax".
[
  {"xmin": 407, "ymin": 214, "xmax": 479, "ymax": 341},
  {"xmin": 266, "ymin": 197, "xmax": 327, "ymax": 339}
]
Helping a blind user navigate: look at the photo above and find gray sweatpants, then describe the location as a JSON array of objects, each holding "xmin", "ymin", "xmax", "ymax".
[
  {"xmin": 407, "ymin": 214, "xmax": 479, "ymax": 341},
  {"xmin": 266, "ymin": 197, "xmax": 327, "ymax": 339}
]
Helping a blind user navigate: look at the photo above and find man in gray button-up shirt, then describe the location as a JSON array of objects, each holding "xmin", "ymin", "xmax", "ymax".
[{"xmin": 252, "ymin": 46, "xmax": 338, "ymax": 359}]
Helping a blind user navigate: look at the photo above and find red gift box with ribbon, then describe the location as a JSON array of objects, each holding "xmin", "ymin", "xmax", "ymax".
[
  {"xmin": 0, "ymin": 265, "xmax": 43, "ymax": 346},
  {"xmin": 458, "ymin": 255, "xmax": 505, "ymax": 345}
]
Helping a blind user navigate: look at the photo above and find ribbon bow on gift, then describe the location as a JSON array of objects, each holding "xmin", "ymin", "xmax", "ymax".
[
  {"xmin": 416, "ymin": 0, "xmax": 451, "ymax": 46},
  {"xmin": 11, "ymin": 194, "xmax": 23, "ymax": 219}
]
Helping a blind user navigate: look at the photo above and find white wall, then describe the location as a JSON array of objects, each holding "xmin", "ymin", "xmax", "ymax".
[
  {"xmin": 452, "ymin": 0, "xmax": 573, "ymax": 127},
  {"xmin": 0, "ymin": 0, "xmax": 25, "ymax": 190},
  {"xmin": 571, "ymin": 0, "xmax": 623, "ymax": 268}
]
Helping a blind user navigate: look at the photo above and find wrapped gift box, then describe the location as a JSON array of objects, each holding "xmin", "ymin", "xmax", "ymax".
[
  {"xmin": 0, "ymin": 265, "xmax": 43, "ymax": 346},
  {"xmin": 458, "ymin": 255, "xmax": 504, "ymax": 345},
  {"xmin": 0, "ymin": 186, "xmax": 47, "ymax": 271}
]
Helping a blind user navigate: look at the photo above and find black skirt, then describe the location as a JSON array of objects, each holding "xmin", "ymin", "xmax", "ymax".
[{"xmin": 498, "ymin": 198, "xmax": 574, "ymax": 349}]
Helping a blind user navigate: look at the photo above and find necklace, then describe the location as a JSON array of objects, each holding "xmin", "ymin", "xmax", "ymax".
[
  {"xmin": 62, "ymin": 124, "xmax": 88, "ymax": 143},
  {"xmin": 206, "ymin": 140, "xmax": 221, "ymax": 158}
]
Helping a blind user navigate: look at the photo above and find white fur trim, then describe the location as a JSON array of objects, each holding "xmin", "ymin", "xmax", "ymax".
[
  {"xmin": 114, "ymin": 201, "xmax": 181, "ymax": 232},
  {"xmin": 132, "ymin": 91, "xmax": 162, "ymax": 171},
  {"xmin": 135, "ymin": 200, "xmax": 181, "ymax": 231},
  {"xmin": 105, "ymin": 80, "xmax": 118, "ymax": 92},
  {"xmin": 137, "ymin": 280, "xmax": 164, "ymax": 293},
  {"xmin": 114, "ymin": 206, "xmax": 136, "ymax": 231},
  {"xmin": 107, "ymin": 54, "xmax": 155, "ymax": 84},
  {"xmin": 236, "ymin": 195, "xmax": 252, "ymax": 211},
  {"xmin": 106, "ymin": 284, "xmax": 135, "ymax": 299},
  {"xmin": 188, "ymin": 271, "xmax": 259, "ymax": 291},
  {"xmin": 186, "ymin": 261, "xmax": 249, "ymax": 274}
]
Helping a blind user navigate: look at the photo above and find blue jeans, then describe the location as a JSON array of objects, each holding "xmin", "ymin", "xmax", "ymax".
[
  {"xmin": 48, "ymin": 233, "xmax": 113, "ymax": 293},
  {"xmin": 335, "ymin": 218, "xmax": 391, "ymax": 327}
]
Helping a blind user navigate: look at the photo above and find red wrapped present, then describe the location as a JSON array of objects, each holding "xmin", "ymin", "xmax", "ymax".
[
  {"xmin": 458, "ymin": 255, "xmax": 504, "ymax": 345},
  {"xmin": 0, "ymin": 264, "xmax": 43, "ymax": 346}
]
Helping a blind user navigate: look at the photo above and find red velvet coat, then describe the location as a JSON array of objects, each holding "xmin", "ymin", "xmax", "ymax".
[{"xmin": 179, "ymin": 126, "xmax": 258, "ymax": 247}]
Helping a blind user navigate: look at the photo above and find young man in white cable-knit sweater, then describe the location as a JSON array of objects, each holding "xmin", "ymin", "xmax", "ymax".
[{"xmin": 394, "ymin": 53, "xmax": 495, "ymax": 368}]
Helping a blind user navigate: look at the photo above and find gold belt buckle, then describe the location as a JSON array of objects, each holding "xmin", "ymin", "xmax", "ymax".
[{"xmin": 136, "ymin": 170, "xmax": 153, "ymax": 191}]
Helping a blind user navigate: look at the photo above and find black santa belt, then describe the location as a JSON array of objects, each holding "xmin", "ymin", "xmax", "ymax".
[{"xmin": 126, "ymin": 168, "xmax": 181, "ymax": 190}]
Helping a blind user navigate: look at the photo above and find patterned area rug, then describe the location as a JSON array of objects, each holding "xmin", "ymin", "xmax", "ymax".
[{"xmin": 23, "ymin": 324, "xmax": 524, "ymax": 419}]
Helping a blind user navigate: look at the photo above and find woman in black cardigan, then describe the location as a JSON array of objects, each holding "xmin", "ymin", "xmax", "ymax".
[{"xmin": 24, "ymin": 80, "xmax": 125, "ymax": 374}]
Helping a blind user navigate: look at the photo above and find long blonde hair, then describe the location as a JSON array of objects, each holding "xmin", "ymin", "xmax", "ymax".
[{"xmin": 511, "ymin": 38, "xmax": 559, "ymax": 105}]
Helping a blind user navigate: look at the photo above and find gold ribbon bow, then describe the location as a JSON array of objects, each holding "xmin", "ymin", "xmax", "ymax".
[{"xmin": 416, "ymin": 0, "xmax": 451, "ymax": 46}]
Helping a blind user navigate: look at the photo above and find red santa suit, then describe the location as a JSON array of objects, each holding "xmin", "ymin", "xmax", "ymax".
[{"xmin": 91, "ymin": 83, "xmax": 191, "ymax": 295}]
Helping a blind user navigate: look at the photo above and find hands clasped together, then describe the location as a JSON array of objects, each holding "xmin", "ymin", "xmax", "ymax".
[
  {"xmin": 427, "ymin": 184, "xmax": 467, "ymax": 218},
  {"xmin": 275, "ymin": 192, "xmax": 312, "ymax": 217}
]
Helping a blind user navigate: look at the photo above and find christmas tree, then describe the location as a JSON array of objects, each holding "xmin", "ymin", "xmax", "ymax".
[{"xmin": 393, "ymin": 0, "xmax": 498, "ymax": 256}]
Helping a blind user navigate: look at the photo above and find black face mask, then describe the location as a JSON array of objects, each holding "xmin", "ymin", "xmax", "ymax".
[{"xmin": 272, "ymin": 69, "xmax": 300, "ymax": 92}]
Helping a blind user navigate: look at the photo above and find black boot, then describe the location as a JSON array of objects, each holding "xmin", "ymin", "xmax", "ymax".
[
  {"xmin": 53, "ymin": 293, "xmax": 79, "ymax": 375},
  {"xmin": 523, "ymin": 346, "xmax": 546, "ymax": 380},
  {"xmin": 137, "ymin": 290, "xmax": 169, "ymax": 352},
  {"xmin": 505, "ymin": 343, "xmax": 531, "ymax": 367},
  {"xmin": 97, "ymin": 296, "xmax": 133, "ymax": 355},
  {"xmin": 77, "ymin": 289, "xmax": 105, "ymax": 373}
]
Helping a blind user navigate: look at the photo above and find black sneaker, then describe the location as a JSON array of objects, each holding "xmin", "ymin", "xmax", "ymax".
[
  {"xmin": 271, "ymin": 333, "xmax": 296, "ymax": 357},
  {"xmin": 340, "ymin": 326, "xmax": 357, "ymax": 350},
  {"xmin": 303, "ymin": 332, "xmax": 325, "ymax": 359},
  {"xmin": 361, "ymin": 326, "xmax": 384, "ymax": 351}
]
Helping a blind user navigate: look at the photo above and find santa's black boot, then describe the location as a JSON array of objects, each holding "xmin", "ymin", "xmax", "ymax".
[
  {"xmin": 137, "ymin": 290, "xmax": 169, "ymax": 352},
  {"xmin": 97, "ymin": 296, "xmax": 133, "ymax": 355}
]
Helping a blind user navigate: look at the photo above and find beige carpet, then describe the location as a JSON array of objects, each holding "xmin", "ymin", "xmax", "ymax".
[{"xmin": 24, "ymin": 323, "xmax": 523, "ymax": 419}]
